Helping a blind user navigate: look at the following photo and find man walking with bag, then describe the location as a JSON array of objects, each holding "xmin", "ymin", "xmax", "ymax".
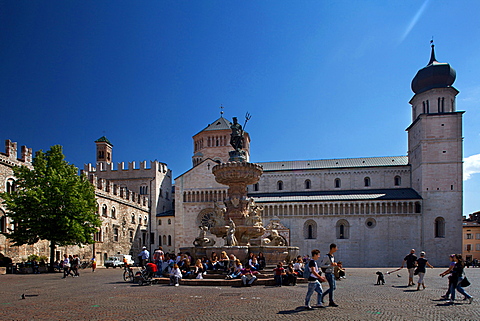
[{"xmin": 321, "ymin": 243, "xmax": 339, "ymax": 307}]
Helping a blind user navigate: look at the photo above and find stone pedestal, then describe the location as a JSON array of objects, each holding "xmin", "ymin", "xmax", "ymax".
[{"xmin": 212, "ymin": 161, "xmax": 264, "ymax": 246}]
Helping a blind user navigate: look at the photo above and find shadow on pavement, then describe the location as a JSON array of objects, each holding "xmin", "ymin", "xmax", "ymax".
[{"xmin": 278, "ymin": 306, "xmax": 311, "ymax": 314}]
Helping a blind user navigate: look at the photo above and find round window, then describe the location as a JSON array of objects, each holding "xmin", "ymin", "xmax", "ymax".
[{"xmin": 365, "ymin": 218, "xmax": 376, "ymax": 228}]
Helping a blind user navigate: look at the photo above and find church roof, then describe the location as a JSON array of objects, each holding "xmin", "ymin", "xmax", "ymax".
[
  {"xmin": 195, "ymin": 116, "xmax": 232, "ymax": 136},
  {"xmin": 256, "ymin": 156, "xmax": 408, "ymax": 171},
  {"xmin": 95, "ymin": 136, "xmax": 113, "ymax": 146},
  {"xmin": 249, "ymin": 188, "xmax": 421, "ymax": 203}
]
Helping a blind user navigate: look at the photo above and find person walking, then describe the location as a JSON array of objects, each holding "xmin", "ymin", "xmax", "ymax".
[
  {"xmin": 71, "ymin": 254, "xmax": 80, "ymax": 277},
  {"xmin": 91, "ymin": 256, "xmax": 97, "ymax": 272},
  {"xmin": 321, "ymin": 243, "xmax": 339, "ymax": 307},
  {"xmin": 440, "ymin": 254, "xmax": 456, "ymax": 300},
  {"xmin": 401, "ymin": 249, "xmax": 417, "ymax": 286},
  {"xmin": 139, "ymin": 247, "xmax": 150, "ymax": 268},
  {"xmin": 304, "ymin": 249, "xmax": 326, "ymax": 310},
  {"xmin": 416, "ymin": 251, "xmax": 433, "ymax": 290},
  {"xmin": 441, "ymin": 254, "xmax": 473, "ymax": 304},
  {"xmin": 62, "ymin": 254, "xmax": 73, "ymax": 278}
]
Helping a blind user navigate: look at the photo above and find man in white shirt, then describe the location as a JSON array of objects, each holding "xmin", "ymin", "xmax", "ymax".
[
  {"xmin": 320, "ymin": 243, "xmax": 338, "ymax": 307},
  {"xmin": 140, "ymin": 247, "xmax": 150, "ymax": 268}
]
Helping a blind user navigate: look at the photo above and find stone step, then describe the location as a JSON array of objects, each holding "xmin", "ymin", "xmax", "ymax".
[{"xmin": 151, "ymin": 277, "xmax": 306, "ymax": 286}]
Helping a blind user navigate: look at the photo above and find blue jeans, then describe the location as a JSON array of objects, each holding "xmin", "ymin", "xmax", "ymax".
[
  {"xmin": 322, "ymin": 273, "xmax": 336, "ymax": 303},
  {"xmin": 305, "ymin": 280, "xmax": 323, "ymax": 306},
  {"xmin": 449, "ymin": 277, "xmax": 471, "ymax": 301},
  {"xmin": 274, "ymin": 275, "xmax": 282, "ymax": 286}
]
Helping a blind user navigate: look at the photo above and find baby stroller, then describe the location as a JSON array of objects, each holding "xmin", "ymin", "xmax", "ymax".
[{"xmin": 135, "ymin": 263, "xmax": 158, "ymax": 286}]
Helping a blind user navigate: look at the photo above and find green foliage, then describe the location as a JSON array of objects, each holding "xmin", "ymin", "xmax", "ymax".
[
  {"xmin": 0, "ymin": 145, "xmax": 101, "ymax": 248},
  {"xmin": 27, "ymin": 254, "xmax": 40, "ymax": 262}
]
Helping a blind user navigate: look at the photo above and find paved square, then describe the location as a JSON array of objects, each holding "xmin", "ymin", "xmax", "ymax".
[{"xmin": 1, "ymin": 267, "xmax": 478, "ymax": 320}]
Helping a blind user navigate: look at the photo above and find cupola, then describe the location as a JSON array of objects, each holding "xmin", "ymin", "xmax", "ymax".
[{"xmin": 411, "ymin": 43, "xmax": 456, "ymax": 95}]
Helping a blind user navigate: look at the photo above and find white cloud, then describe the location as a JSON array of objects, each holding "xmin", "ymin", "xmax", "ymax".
[
  {"xmin": 398, "ymin": 0, "xmax": 430, "ymax": 45},
  {"xmin": 464, "ymin": 153, "xmax": 480, "ymax": 180},
  {"xmin": 461, "ymin": 85, "xmax": 480, "ymax": 104}
]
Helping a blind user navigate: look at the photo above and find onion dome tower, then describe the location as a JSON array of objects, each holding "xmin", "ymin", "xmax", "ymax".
[{"xmin": 407, "ymin": 42, "xmax": 463, "ymax": 263}]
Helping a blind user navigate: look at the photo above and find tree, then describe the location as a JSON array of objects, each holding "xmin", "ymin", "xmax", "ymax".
[{"xmin": 0, "ymin": 145, "xmax": 101, "ymax": 272}]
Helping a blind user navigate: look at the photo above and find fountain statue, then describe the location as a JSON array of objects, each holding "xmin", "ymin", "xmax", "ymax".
[{"xmin": 185, "ymin": 114, "xmax": 298, "ymax": 265}]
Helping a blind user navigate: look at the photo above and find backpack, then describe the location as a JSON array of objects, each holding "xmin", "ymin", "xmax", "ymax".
[{"xmin": 303, "ymin": 260, "xmax": 311, "ymax": 279}]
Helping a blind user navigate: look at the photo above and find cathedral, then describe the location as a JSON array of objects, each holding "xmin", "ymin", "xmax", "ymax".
[{"xmin": 174, "ymin": 44, "xmax": 463, "ymax": 267}]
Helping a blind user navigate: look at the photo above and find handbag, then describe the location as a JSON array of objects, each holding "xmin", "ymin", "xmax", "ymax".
[
  {"xmin": 460, "ymin": 276, "xmax": 471, "ymax": 287},
  {"xmin": 414, "ymin": 268, "xmax": 419, "ymax": 276}
]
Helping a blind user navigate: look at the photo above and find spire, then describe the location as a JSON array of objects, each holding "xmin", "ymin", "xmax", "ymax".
[{"xmin": 428, "ymin": 39, "xmax": 436, "ymax": 65}]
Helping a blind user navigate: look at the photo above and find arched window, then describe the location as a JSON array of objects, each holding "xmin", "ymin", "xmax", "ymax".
[
  {"xmin": 113, "ymin": 228, "xmax": 119, "ymax": 242},
  {"xmin": 131, "ymin": 214, "xmax": 135, "ymax": 224},
  {"xmin": 129, "ymin": 230, "xmax": 133, "ymax": 242},
  {"xmin": 163, "ymin": 235, "xmax": 167, "ymax": 245},
  {"xmin": 415, "ymin": 202, "xmax": 421, "ymax": 213},
  {"xmin": 334, "ymin": 178, "xmax": 341, "ymax": 188},
  {"xmin": 168, "ymin": 219, "xmax": 172, "ymax": 225},
  {"xmin": 364, "ymin": 177, "xmax": 370, "ymax": 187},
  {"xmin": 102, "ymin": 204, "xmax": 107, "ymax": 217},
  {"xmin": 304, "ymin": 220, "xmax": 317, "ymax": 239},
  {"xmin": 305, "ymin": 179, "xmax": 311, "ymax": 189},
  {"xmin": 6, "ymin": 178, "xmax": 15, "ymax": 193},
  {"xmin": 394, "ymin": 176, "xmax": 401, "ymax": 186},
  {"xmin": 111, "ymin": 207, "xmax": 116, "ymax": 219},
  {"xmin": 158, "ymin": 235, "xmax": 162, "ymax": 246},
  {"xmin": 253, "ymin": 183, "xmax": 259, "ymax": 191},
  {"xmin": 435, "ymin": 217, "xmax": 445, "ymax": 238},
  {"xmin": 336, "ymin": 219, "xmax": 350, "ymax": 239},
  {"xmin": 0, "ymin": 210, "xmax": 7, "ymax": 233},
  {"xmin": 168, "ymin": 235, "xmax": 172, "ymax": 246},
  {"xmin": 144, "ymin": 216, "xmax": 148, "ymax": 225},
  {"xmin": 277, "ymin": 181, "xmax": 283, "ymax": 191},
  {"xmin": 138, "ymin": 214, "xmax": 142, "ymax": 224},
  {"xmin": 158, "ymin": 219, "xmax": 162, "ymax": 226}
]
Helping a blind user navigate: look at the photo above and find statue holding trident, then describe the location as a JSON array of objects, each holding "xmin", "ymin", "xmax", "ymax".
[
  {"xmin": 229, "ymin": 113, "xmax": 251, "ymax": 162},
  {"xmin": 230, "ymin": 112, "xmax": 251, "ymax": 151}
]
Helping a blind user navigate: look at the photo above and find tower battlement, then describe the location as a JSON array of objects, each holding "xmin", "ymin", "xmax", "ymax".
[
  {"xmin": 84, "ymin": 160, "xmax": 169, "ymax": 174},
  {"xmin": 0, "ymin": 139, "xmax": 33, "ymax": 167},
  {"xmin": 87, "ymin": 172, "xmax": 149, "ymax": 209}
]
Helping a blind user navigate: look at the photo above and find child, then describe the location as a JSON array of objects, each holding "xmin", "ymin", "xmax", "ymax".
[
  {"xmin": 170, "ymin": 264, "xmax": 182, "ymax": 286},
  {"xmin": 273, "ymin": 262, "xmax": 285, "ymax": 287}
]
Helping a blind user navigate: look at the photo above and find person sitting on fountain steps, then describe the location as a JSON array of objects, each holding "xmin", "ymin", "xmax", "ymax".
[{"xmin": 241, "ymin": 264, "xmax": 257, "ymax": 286}]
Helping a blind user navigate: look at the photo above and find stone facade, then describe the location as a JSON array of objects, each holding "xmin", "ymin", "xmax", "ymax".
[
  {"xmin": 0, "ymin": 141, "xmax": 149, "ymax": 266},
  {"xmin": 83, "ymin": 138, "xmax": 174, "ymax": 255}
]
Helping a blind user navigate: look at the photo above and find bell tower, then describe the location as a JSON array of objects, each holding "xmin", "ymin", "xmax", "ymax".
[
  {"xmin": 95, "ymin": 136, "xmax": 113, "ymax": 168},
  {"xmin": 407, "ymin": 43, "xmax": 463, "ymax": 264},
  {"xmin": 192, "ymin": 113, "xmax": 250, "ymax": 167}
]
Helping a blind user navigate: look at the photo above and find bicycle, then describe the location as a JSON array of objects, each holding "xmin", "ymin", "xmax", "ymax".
[
  {"xmin": 123, "ymin": 265, "xmax": 135, "ymax": 283},
  {"xmin": 80, "ymin": 261, "xmax": 92, "ymax": 269}
]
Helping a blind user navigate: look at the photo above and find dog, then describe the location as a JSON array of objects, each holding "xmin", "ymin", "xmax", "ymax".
[{"xmin": 376, "ymin": 271, "xmax": 385, "ymax": 285}]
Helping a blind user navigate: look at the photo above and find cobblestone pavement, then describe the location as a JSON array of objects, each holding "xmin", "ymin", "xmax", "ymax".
[{"xmin": 1, "ymin": 267, "xmax": 479, "ymax": 320}]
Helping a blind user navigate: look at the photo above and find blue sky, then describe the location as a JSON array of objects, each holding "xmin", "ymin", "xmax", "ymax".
[{"xmin": 1, "ymin": 1, "xmax": 480, "ymax": 215}]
